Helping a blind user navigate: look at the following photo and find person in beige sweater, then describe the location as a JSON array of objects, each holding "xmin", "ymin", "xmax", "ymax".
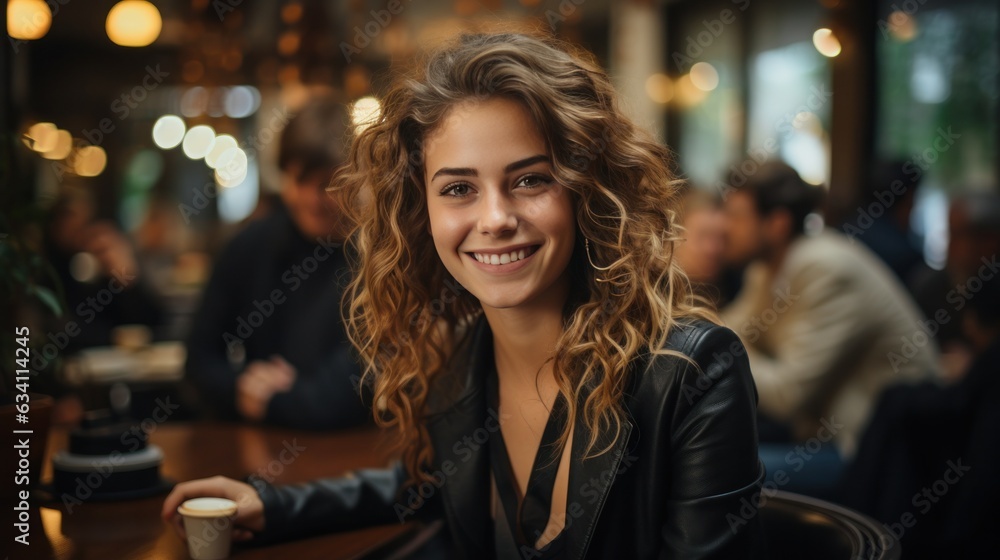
[{"xmin": 720, "ymin": 162, "xmax": 939, "ymax": 494}]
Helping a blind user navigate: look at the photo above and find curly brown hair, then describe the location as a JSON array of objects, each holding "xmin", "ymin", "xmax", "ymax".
[{"xmin": 333, "ymin": 31, "xmax": 716, "ymax": 483}]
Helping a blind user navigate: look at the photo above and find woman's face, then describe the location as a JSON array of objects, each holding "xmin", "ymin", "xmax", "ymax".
[{"xmin": 423, "ymin": 97, "xmax": 576, "ymax": 311}]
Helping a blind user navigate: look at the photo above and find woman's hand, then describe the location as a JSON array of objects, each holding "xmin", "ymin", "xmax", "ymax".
[{"xmin": 161, "ymin": 476, "xmax": 265, "ymax": 542}]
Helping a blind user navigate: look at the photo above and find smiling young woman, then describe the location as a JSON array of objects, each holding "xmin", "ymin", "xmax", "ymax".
[{"xmin": 163, "ymin": 32, "xmax": 766, "ymax": 559}]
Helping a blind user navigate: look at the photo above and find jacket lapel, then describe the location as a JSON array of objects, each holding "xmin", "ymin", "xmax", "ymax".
[
  {"xmin": 428, "ymin": 316, "xmax": 637, "ymax": 560},
  {"xmin": 426, "ymin": 318, "xmax": 494, "ymax": 557},
  {"xmin": 565, "ymin": 366, "xmax": 637, "ymax": 560}
]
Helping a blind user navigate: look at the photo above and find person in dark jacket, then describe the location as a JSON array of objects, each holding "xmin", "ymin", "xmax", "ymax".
[
  {"xmin": 184, "ymin": 95, "xmax": 370, "ymax": 430},
  {"xmin": 164, "ymin": 33, "xmax": 765, "ymax": 558},
  {"xmin": 839, "ymin": 206, "xmax": 1000, "ymax": 559}
]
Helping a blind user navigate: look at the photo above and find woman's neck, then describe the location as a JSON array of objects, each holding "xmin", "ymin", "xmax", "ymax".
[{"xmin": 482, "ymin": 283, "xmax": 568, "ymax": 394}]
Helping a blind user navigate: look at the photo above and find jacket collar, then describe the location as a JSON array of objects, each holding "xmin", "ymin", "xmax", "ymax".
[{"xmin": 426, "ymin": 315, "xmax": 635, "ymax": 560}]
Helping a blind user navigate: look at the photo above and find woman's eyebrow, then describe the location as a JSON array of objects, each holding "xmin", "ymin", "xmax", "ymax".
[
  {"xmin": 504, "ymin": 154, "xmax": 550, "ymax": 173},
  {"xmin": 429, "ymin": 154, "xmax": 550, "ymax": 182}
]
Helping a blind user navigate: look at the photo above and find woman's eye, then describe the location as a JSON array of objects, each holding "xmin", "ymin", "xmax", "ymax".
[
  {"xmin": 441, "ymin": 183, "xmax": 472, "ymax": 197},
  {"xmin": 515, "ymin": 174, "xmax": 552, "ymax": 189}
]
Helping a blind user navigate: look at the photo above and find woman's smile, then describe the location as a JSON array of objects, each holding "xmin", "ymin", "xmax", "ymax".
[{"xmin": 424, "ymin": 97, "xmax": 576, "ymax": 310}]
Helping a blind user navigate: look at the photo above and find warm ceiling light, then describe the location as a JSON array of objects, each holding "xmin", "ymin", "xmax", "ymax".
[
  {"xmin": 74, "ymin": 146, "xmax": 108, "ymax": 177},
  {"xmin": 7, "ymin": 0, "xmax": 52, "ymax": 40},
  {"xmin": 41, "ymin": 129, "xmax": 73, "ymax": 160},
  {"xmin": 26, "ymin": 122, "xmax": 58, "ymax": 152},
  {"xmin": 813, "ymin": 28, "xmax": 842, "ymax": 58},
  {"xmin": 689, "ymin": 62, "xmax": 720, "ymax": 92},
  {"xmin": 106, "ymin": 1, "xmax": 162, "ymax": 47},
  {"xmin": 645, "ymin": 73, "xmax": 674, "ymax": 105}
]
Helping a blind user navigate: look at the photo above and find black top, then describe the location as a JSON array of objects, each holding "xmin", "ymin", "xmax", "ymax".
[
  {"xmin": 486, "ymin": 358, "xmax": 567, "ymax": 559},
  {"xmin": 185, "ymin": 203, "xmax": 370, "ymax": 429}
]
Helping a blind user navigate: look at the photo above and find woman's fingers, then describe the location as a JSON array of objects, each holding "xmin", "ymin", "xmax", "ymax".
[{"xmin": 161, "ymin": 476, "xmax": 267, "ymax": 542}]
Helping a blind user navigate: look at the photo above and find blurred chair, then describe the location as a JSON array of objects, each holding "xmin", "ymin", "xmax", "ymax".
[{"xmin": 760, "ymin": 491, "xmax": 901, "ymax": 560}]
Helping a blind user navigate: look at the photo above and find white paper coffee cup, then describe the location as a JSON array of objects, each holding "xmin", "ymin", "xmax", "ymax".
[{"xmin": 178, "ymin": 497, "xmax": 238, "ymax": 560}]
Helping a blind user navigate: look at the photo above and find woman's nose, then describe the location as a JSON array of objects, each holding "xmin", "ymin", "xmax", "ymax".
[{"xmin": 478, "ymin": 189, "xmax": 518, "ymax": 236}]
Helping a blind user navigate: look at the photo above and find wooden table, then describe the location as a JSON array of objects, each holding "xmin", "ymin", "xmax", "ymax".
[{"xmin": 10, "ymin": 422, "xmax": 418, "ymax": 560}]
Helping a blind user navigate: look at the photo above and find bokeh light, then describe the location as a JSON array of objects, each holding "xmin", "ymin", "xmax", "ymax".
[
  {"xmin": 205, "ymin": 135, "xmax": 238, "ymax": 168},
  {"xmin": 7, "ymin": 0, "xmax": 52, "ymax": 40},
  {"xmin": 182, "ymin": 125, "xmax": 216, "ymax": 160},
  {"xmin": 74, "ymin": 146, "xmax": 108, "ymax": 177},
  {"xmin": 41, "ymin": 129, "xmax": 73, "ymax": 160},
  {"xmin": 813, "ymin": 28, "xmax": 842, "ymax": 58},
  {"xmin": 690, "ymin": 62, "xmax": 720, "ymax": 92},
  {"xmin": 645, "ymin": 73, "xmax": 674, "ymax": 104},
  {"xmin": 351, "ymin": 96, "xmax": 382, "ymax": 133},
  {"xmin": 152, "ymin": 115, "xmax": 186, "ymax": 149},
  {"xmin": 106, "ymin": 1, "xmax": 162, "ymax": 47},
  {"xmin": 26, "ymin": 122, "xmax": 58, "ymax": 152}
]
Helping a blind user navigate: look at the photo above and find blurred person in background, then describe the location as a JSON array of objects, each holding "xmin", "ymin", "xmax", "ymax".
[
  {"xmin": 911, "ymin": 191, "xmax": 1000, "ymax": 376},
  {"xmin": 721, "ymin": 161, "xmax": 939, "ymax": 497},
  {"xmin": 839, "ymin": 224, "xmax": 1000, "ymax": 558},
  {"xmin": 42, "ymin": 186, "xmax": 167, "ymax": 425},
  {"xmin": 184, "ymin": 94, "xmax": 370, "ymax": 430},
  {"xmin": 841, "ymin": 160, "xmax": 926, "ymax": 288},
  {"xmin": 45, "ymin": 186, "xmax": 167, "ymax": 349},
  {"xmin": 673, "ymin": 184, "xmax": 729, "ymax": 307}
]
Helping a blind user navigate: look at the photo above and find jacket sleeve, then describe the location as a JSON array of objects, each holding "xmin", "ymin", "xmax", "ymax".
[
  {"xmin": 250, "ymin": 460, "xmax": 443, "ymax": 545},
  {"xmin": 661, "ymin": 325, "xmax": 767, "ymax": 559}
]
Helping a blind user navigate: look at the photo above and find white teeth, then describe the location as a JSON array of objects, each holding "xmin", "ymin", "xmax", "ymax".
[{"xmin": 473, "ymin": 248, "xmax": 533, "ymax": 266}]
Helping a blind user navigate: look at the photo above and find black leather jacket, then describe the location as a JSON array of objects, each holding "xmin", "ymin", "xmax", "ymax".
[{"xmin": 253, "ymin": 317, "xmax": 767, "ymax": 559}]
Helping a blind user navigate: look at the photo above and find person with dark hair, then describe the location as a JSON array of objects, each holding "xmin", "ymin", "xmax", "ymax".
[
  {"xmin": 721, "ymin": 161, "xmax": 939, "ymax": 496},
  {"xmin": 839, "ymin": 221, "xmax": 1000, "ymax": 558},
  {"xmin": 184, "ymin": 94, "xmax": 370, "ymax": 430},
  {"xmin": 164, "ymin": 32, "xmax": 765, "ymax": 558},
  {"xmin": 841, "ymin": 160, "xmax": 925, "ymax": 286}
]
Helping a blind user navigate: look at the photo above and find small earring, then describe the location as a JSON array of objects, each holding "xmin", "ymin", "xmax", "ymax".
[{"xmin": 585, "ymin": 238, "xmax": 612, "ymax": 283}]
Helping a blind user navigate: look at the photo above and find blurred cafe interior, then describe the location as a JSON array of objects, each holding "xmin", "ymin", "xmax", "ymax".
[{"xmin": 1, "ymin": 0, "xmax": 998, "ymax": 559}]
